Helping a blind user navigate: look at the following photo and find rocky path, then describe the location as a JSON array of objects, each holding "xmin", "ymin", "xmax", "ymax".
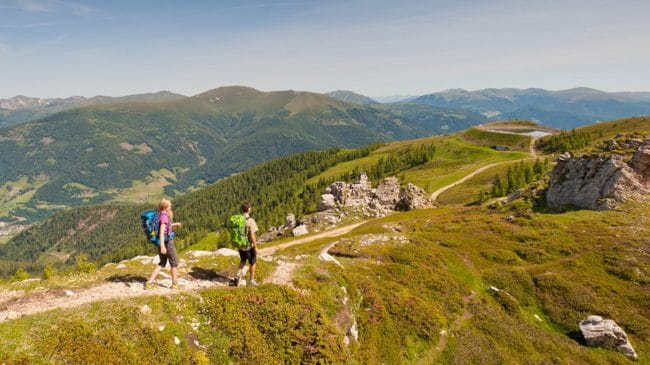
[
  {"xmin": 0, "ymin": 222, "xmax": 367, "ymax": 323},
  {"xmin": 258, "ymin": 222, "xmax": 366, "ymax": 257}
]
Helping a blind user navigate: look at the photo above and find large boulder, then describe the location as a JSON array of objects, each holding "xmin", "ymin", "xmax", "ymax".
[
  {"xmin": 285, "ymin": 213, "xmax": 296, "ymax": 228},
  {"xmin": 397, "ymin": 183, "xmax": 435, "ymax": 210},
  {"xmin": 292, "ymin": 225, "xmax": 309, "ymax": 236},
  {"xmin": 328, "ymin": 181, "xmax": 349, "ymax": 205},
  {"xmin": 346, "ymin": 173, "xmax": 373, "ymax": 207},
  {"xmin": 579, "ymin": 315, "xmax": 637, "ymax": 360},
  {"xmin": 631, "ymin": 141, "xmax": 650, "ymax": 181},
  {"xmin": 547, "ymin": 153, "xmax": 648, "ymax": 210},
  {"xmin": 319, "ymin": 194, "xmax": 337, "ymax": 211},
  {"xmin": 375, "ymin": 177, "xmax": 401, "ymax": 208}
]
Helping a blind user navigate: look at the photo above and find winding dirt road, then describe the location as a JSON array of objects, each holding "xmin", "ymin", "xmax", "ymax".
[{"xmin": 431, "ymin": 136, "xmax": 540, "ymax": 202}]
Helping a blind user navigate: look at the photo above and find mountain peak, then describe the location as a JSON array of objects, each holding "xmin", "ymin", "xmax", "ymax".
[{"xmin": 326, "ymin": 90, "xmax": 378, "ymax": 105}]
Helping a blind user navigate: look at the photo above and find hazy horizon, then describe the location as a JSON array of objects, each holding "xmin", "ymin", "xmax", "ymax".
[{"xmin": 1, "ymin": 0, "xmax": 649, "ymax": 99}]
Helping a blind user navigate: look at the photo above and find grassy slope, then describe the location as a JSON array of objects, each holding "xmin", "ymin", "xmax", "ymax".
[
  {"xmin": 436, "ymin": 161, "xmax": 520, "ymax": 205},
  {"xmin": 2, "ymin": 200, "xmax": 646, "ymax": 363},
  {"xmin": 1, "ymin": 119, "xmax": 648, "ymax": 363},
  {"xmin": 306, "ymin": 133, "xmax": 529, "ymax": 193}
]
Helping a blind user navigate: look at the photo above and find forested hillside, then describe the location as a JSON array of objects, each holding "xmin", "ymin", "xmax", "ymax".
[
  {"xmin": 0, "ymin": 91, "xmax": 185, "ymax": 128},
  {"xmin": 0, "ymin": 86, "xmax": 482, "ymax": 224},
  {"xmin": 0, "ymin": 123, "xmax": 529, "ymax": 278},
  {"xmin": 0, "ymin": 147, "xmax": 375, "ymax": 277}
]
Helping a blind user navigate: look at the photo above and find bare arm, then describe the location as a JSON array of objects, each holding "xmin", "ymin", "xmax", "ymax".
[
  {"xmin": 159, "ymin": 223, "xmax": 167, "ymax": 254},
  {"xmin": 250, "ymin": 230, "xmax": 257, "ymax": 249}
]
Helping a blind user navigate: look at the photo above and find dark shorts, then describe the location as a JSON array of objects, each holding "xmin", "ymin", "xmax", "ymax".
[
  {"xmin": 158, "ymin": 240, "xmax": 178, "ymax": 268},
  {"xmin": 239, "ymin": 248, "xmax": 257, "ymax": 265}
]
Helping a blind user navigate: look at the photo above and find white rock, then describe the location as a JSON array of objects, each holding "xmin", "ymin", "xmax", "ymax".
[
  {"xmin": 348, "ymin": 317, "xmax": 359, "ymax": 342},
  {"xmin": 579, "ymin": 315, "xmax": 637, "ymax": 360},
  {"xmin": 140, "ymin": 305, "xmax": 151, "ymax": 314},
  {"xmin": 158, "ymin": 325, "xmax": 165, "ymax": 331},
  {"xmin": 191, "ymin": 320, "xmax": 200, "ymax": 331},
  {"xmin": 215, "ymin": 248, "xmax": 239, "ymax": 257},
  {"xmin": 174, "ymin": 336, "xmax": 181, "ymax": 345},
  {"xmin": 292, "ymin": 225, "xmax": 309, "ymax": 236},
  {"xmin": 188, "ymin": 250, "xmax": 214, "ymax": 258},
  {"xmin": 116, "ymin": 264, "xmax": 127, "ymax": 269},
  {"xmin": 64, "ymin": 290, "xmax": 75, "ymax": 297},
  {"xmin": 488, "ymin": 286, "xmax": 500, "ymax": 294}
]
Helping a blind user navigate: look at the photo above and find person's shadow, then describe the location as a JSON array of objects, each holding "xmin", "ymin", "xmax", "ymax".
[
  {"xmin": 105, "ymin": 274, "xmax": 147, "ymax": 287},
  {"xmin": 188, "ymin": 267, "xmax": 233, "ymax": 285}
]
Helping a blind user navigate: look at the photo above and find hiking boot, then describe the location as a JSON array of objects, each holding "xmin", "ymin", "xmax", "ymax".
[
  {"xmin": 145, "ymin": 282, "xmax": 155, "ymax": 290},
  {"xmin": 170, "ymin": 282, "xmax": 179, "ymax": 290},
  {"xmin": 248, "ymin": 279, "xmax": 258, "ymax": 286}
]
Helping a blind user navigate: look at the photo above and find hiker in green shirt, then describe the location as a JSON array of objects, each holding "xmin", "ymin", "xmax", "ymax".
[{"xmin": 234, "ymin": 201, "xmax": 259, "ymax": 286}]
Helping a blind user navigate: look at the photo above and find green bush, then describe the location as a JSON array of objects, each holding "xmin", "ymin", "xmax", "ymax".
[
  {"xmin": 75, "ymin": 253, "xmax": 97, "ymax": 274},
  {"xmin": 11, "ymin": 267, "xmax": 29, "ymax": 282},
  {"xmin": 199, "ymin": 286, "xmax": 346, "ymax": 364},
  {"xmin": 42, "ymin": 265, "xmax": 57, "ymax": 280}
]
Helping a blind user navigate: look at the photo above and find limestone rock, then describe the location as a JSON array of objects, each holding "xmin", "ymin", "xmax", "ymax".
[
  {"xmin": 631, "ymin": 142, "xmax": 650, "ymax": 180},
  {"xmin": 292, "ymin": 225, "xmax": 309, "ymax": 236},
  {"xmin": 397, "ymin": 183, "xmax": 435, "ymax": 210},
  {"xmin": 215, "ymin": 248, "xmax": 239, "ymax": 257},
  {"xmin": 579, "ymin": 315, "xmax": 637, "ymax": 360},
  {"xmin": 375, "ymin": 177, "xmax": 401, "ymax": 208},
  {"xmin": 188, "ymin": 250, "xmax": 214, "ymax": 258},
  {"xmin": 319, "ymin": 194, "xmax": 336, "ymax": 211},
  {"xmin": 328, "ymin": 181, "xmax": 349, "ymax": 205},
  {"xmin": 547, "ymin": 153, "xmax": 648, "ymax": 210},
  {"xmin": 346, "ymin": 173, "xmax": 373, "ymax": 207},
  {"xmin": 285, "ymin": 214, "xmax": 296, "ymax": 228}
]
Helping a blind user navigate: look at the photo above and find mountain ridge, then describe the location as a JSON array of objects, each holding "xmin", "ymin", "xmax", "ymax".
[
  {"xmin": 410, "ymin": 87, "xmax": 650, "ymax": 128},
  {"xmin": 0, "ymin": 86, "xmax": 482, "ymax": 225}
]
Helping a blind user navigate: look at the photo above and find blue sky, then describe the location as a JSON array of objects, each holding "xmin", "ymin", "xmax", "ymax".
[{"xmin": 0, "ymin": 0, "xmax": 648, "ymax": 98}]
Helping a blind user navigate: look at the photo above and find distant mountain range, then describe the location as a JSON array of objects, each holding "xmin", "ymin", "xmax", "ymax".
[
  {"xmin": 326, "ymin": 90, "xmax": 378, "ymax": 105},
  {"xmin": 3, "ymin": 84, "xmax": 649, "ymax": 224},
  {"xmin": 0, "ymin": 91, "xmax": 185, "ymax": 127},
  {"xmin": 407, "ymin": 87, "xmax": 650, "ymax": 129},
  {"xmin": 0, "ymin": 86, "xmax": 481, "ymax": 223}
]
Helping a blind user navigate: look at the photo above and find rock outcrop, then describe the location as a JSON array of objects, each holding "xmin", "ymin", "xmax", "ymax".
[
  {"xmin": 631, "ymin": 142, "xmax": 650, "ymax": 180},
  {"xmin": 397, "ymin": 183, "xmax": 435, "ymax": 210},
  {"xmin": 546, "ymin": 143, "xmax": 649, "ymax": 210},
  {"xmin": 292, "ymin": 225, "xmax": 309, "ymax": 237},
  {"xmin": 579, "ymin": 315, "xmax": 637, "ymax": 360},
  {"xmin": 318, "ymin": 173, "xmax": 434, "ymax": 213},
  {"xmin": 262, "ymin": 173, "xmax": 434, "ymax": 242},
  {"xmin": 375, "ymin": 177, "xmax": 401, "ymax": 208},
  {"xmin": 319, "ymin": 194, "xmax": 336, "ymax": 211}
]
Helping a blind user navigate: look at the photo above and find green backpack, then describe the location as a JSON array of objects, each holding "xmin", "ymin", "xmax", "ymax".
[{"xmin": 230, "ymin": 214, "xmax": 250, "ymax": 248}]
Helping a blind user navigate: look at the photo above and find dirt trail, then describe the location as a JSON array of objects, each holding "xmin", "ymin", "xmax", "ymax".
[
  {"xmin": 431, "ymin": 136, "xmax": 540, "ymax": 202},
  {"xmin": 0, "ymin": 222, "xmax": 367, "ymax": 323},
  {"xmin": 258, "ymin": 222, "xmax": 366, "ymax": 257}
]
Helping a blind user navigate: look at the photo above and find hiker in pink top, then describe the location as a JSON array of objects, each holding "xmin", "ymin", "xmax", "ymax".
[{"xmin": 145, "ymin": 198, "xmax": 182, "ymax": 290}]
